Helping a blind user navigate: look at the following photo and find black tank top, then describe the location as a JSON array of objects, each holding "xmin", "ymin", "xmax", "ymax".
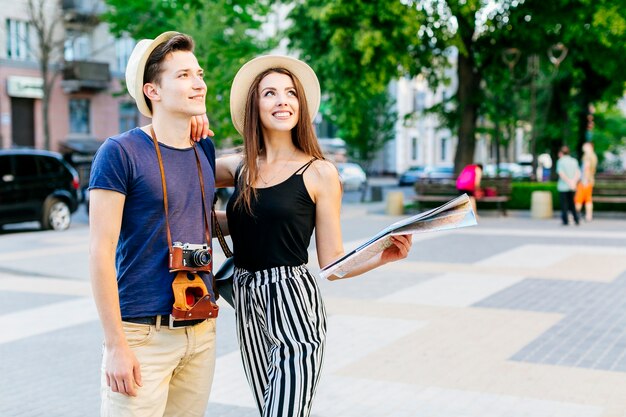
[{"xmin": 226, "ymin": 159, "xmax": 316, "ymax": 272}]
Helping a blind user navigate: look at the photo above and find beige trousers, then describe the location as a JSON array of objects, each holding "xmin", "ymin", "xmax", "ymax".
[{"xmin": 100, "ymin": 318, "xmax": 216, "ymax": 417}]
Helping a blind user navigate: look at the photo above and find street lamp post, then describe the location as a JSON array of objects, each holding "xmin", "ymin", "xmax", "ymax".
[{"xmin": 501, "ymin": 43, "xmax": 568, "ymax": 180}]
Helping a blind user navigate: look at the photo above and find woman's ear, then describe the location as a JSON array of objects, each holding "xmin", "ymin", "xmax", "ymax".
[{"xmin": 143, "ymin": 83, "xmax": 160, "ymax": 103}]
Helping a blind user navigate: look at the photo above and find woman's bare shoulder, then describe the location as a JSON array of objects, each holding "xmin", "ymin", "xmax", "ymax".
[
  {"xmin": 304, "ymin": 160, "xmax": 341, "ymax": 200},
  {"xmin": 309, "ymin": 159, "xmax": 339, "ymax": 179}
]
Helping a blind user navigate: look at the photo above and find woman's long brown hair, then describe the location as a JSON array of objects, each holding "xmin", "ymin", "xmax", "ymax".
[{"xmin": 235, "ymin": 68, "xmax": 324, "ymax": 214}]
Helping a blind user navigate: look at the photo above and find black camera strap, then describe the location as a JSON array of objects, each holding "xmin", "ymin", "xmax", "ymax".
[{"xmin": 149, "ymin": 127, "xmax": 211, "ymax": 252}]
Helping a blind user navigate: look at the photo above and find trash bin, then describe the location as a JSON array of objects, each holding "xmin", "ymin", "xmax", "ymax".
[
  {"xmin": 386, "ymin": 191, "xmax": 404, "ymax": 216},
  {"xmin": 531, "ymin": 190, "xmax": 553, "ymax": 219},
  {"xmin": 370, "ymin": 185, "xmax": 383, "ymax": 202}
]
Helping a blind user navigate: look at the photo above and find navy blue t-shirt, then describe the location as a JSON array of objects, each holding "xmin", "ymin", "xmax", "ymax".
[{"xmin": 89, "ymin": 127, "xmax": 215, "ymax": 318}]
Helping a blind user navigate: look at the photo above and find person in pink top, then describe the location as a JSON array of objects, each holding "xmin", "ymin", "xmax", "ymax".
[{"xmin": 456, "ymin": 163, "xmax": 483, "ymax": 215}]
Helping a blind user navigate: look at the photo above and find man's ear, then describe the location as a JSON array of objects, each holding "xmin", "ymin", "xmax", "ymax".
[{"xmin": 143, "ymin": 83, "xmax": 160, "ymax": 103}]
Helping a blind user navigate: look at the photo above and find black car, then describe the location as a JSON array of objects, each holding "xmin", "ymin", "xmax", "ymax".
[{"xmin": 0, "ymin": 149, "xmax": 80, "ymax": 230}]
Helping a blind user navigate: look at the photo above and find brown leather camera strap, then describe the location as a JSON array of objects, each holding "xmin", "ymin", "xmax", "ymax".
[
  {"xmin": 212, "ymin": 211, "xmax": 233, "ymax": 258},
  {"xmin": 149, "ymin": 127, "xmax": 211, "ymax": 249}
]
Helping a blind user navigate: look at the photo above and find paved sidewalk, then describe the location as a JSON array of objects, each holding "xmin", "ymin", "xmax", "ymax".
[{"xmin": 1, "ymin": 205, "xmax": 626, "ymax": 417}]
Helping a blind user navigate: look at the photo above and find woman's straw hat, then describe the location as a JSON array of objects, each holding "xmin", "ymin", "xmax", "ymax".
[{"xmin": 230, "ymin": 55, "xmax": 320, "ymax": 135}]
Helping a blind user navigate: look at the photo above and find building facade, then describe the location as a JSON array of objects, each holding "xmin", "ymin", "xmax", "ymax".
[
  {"xmin": 376, "ymin": 61, "xmax": 533, "ymax": 176},
  {"xmin": 0, "ymin": 0, "xmax": 142, "ymax": 153}
]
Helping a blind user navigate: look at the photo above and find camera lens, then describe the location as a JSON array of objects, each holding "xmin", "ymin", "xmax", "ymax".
[{"xmin": 191, "ymin": 249, "xmax": 211, "ymax": 267}]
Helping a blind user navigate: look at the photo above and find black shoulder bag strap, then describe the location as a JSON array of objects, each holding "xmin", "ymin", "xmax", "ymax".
[{"xmin": 198, "ymin": 139, "xmax": 233, "ymax": 258}]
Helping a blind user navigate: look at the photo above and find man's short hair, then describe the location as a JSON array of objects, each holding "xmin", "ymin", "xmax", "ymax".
[
  {"xmin": 560, "ymin": 145, "xmax": 570, "ymax": 155},
  {"xmin": 143, "ymin": 34, "xmax": 195, "ymax": 112}
]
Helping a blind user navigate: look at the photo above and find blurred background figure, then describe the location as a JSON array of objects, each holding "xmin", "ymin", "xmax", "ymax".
[
  {"xmin": 456, "ymin": 163, "xmax": 483, "ymax": 216},
  {"xmin": 537, "ymin": 153, "xmax": 553, "ymax": 182},
  {"xmin": 575, "ymin": 142, "xmax": 598, "ymax": 221},
  {"xmin": 556, "ymin": 146, "xmax": 580, "ymax": 226}
]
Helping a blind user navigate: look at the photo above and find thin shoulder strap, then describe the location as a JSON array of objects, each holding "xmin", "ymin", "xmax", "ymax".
[{"xmin": 295, "ymin": 157, "xmax": 317, "ymax": 175}]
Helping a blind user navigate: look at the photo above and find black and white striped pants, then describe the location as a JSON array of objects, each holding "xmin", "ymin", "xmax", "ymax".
[{"xmin": 233, "ymin": 264, "xmax": 327, "ymax": 417}]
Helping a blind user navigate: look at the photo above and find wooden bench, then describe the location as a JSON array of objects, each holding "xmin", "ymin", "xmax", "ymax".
[
  {"xmin": 592, "ymin": 174, "xmax": 626, "ymax": 205},
  {"xmin": 413, "ymin": 177, "xmax": 512, "ymax": 215}
]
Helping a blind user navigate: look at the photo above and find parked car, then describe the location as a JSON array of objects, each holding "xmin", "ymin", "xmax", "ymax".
[
  {"xmin": 422, "ymin": 165, "xmax": 455, "ymax": 179},
  {"xmin": 0, "ymin": 149, "xmax": 80, "ymax": 230},
  {"xmin": 336, "ymin": 162, "xmax": 367, "ymax": 191},
  {"xmin": 484, "ymin": 162, "xmax": 531, "ymax": 179},
  {"xmin": 398, "ymin": 166, "xmax": 425, "ymax": 186},
  {"xmin": 60, "ymin": 138, "xmax": 104, "ymax": 206}
]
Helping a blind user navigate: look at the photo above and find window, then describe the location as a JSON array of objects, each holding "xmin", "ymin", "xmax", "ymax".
[
  {"xmin": 64, "ymin": 33, "xmax": 91, "ymax": 61},
  {"xmin": 38, "ymin": 156, "xmax": 65, "ymax": 175},
  {"xmin": 315, "ymin": 116, "xmax": 338, "ymax": 139},
  {"xmin": 69, "ymin": 99, "xmax": 91, "ymax": 134},
  {"xmin": 411, "ymin": 137, "xmax": 419, "ymax": 160},
  {"xmin": 413, "ymin": 91, "xmax": 426, "ymax": 112},
  {"xmin": 115, "ymin": 36, "xmax": 136, "ymax": 73},
  {"xmin": 14, "ymin": 155, "xmax": 38, "ymax": 177},
  {"xmin": 0, "ymin": 156, "xmax": 12, "ymax": 178},
  {"xmin": 6, "ymin": 19, "xmax": 31, "ymax": 60},
  {"xmin": 440, "ymin": 137, "xmax": 448, "ymax": 161},
  {"xmin": 119, "ymin": 102, "xmax": 139, "ymax": 133}
]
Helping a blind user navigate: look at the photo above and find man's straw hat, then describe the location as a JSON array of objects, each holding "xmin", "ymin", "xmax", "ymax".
[{"xmin": 125, "ymin": 31, "xmax": 180, "ymax": 118}]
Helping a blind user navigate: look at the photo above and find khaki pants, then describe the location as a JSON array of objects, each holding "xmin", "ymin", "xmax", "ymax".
[{"xmin": 100, "ymin": 318, "xmax": 216, "ymax": 417}]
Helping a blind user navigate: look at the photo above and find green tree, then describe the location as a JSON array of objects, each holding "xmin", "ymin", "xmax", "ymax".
[
  {"xmin": 339, "ymin": 91, "xmax": 397, "ymax": 168},
  {"xmin": 287, "ymin": 0, "xmax": 419, "ymax": 167},
  {"xmin": 288, "ymin": 0, "xmax": 527, "ymax": 173},
  {"xmin": 488, "ymin": 0, "xmax": 626, "ymax": 173},
  {"xmin": 104, "ymin": 0, "xmax": 274, "ymax": 144}
]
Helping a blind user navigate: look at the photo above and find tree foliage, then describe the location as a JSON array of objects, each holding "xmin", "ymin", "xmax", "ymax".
[
  {"xmin": 103, "ymin": 0, "xmax": 275, "ymax": 144},
  {"xmin": 288, "ymin": 0, "xmax": 626, "ymax": 174},
  {"xmin": 288, "ymin": 0, "xmax": 521, "ymax": 172},
  {"xmin": 287, "ymin": 0, "xmax": 420, "ymax": 166},
  {"xmin": 486, "ymin": 0, "xmax": 626, "ymax": 172}
]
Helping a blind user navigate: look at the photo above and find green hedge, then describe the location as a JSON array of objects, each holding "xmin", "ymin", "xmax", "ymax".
[
  {"xmin": 404, "ymin": 181, "xmax": 626, "ymax": 212},
  {"xmin": 509, "ymin": 182, "xmax": 626, "ymax": 211},
  {"xmin": 509, "ymin": 182, "xmax": 559, "ymax": 210}
]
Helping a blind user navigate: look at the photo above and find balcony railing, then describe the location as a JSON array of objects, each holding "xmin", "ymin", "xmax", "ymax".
[
  {"xmin": 61, "ymin": 61, "xmax": 110, "ymax": 93},
  {"xmin": 62, "ymin": 0, "xmax": 105, "ymax": 26}
]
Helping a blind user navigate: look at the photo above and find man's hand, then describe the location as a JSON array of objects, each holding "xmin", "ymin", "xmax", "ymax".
[
  {"xmin": 190, "ymin": 114, "xmax": 215, "ymax": 142},
  {"xmin": 105, "ymin": 343, "xmax": 143, "ymax": 397}
]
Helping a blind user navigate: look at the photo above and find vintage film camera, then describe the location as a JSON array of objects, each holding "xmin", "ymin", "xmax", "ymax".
[
  {"xmin": 169, "ymin": 242, "xmax": 218, "ymax": 321},
  {"xmin": 170, "ymin": 242, "xmax": 212, "ymax": 272}
]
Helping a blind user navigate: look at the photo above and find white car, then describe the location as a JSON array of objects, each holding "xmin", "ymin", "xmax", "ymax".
[{"xmin": 336, "ymin": 162, "xmax": 367, "ymax": 191}]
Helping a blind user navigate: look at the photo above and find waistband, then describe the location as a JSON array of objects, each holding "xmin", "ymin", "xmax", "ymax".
[
  {"xmin": 122, "ymin": 315, "xmax": 206, "ymax": 328},
  {"xmin": 234, "ymin": 264, "xmax": 309, "ymax": 288}
]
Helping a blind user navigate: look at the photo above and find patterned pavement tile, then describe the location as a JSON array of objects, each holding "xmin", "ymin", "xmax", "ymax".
[
  {"xmin": 379, "ymin": 272, "xmax": 524, "ymax": 307},
  {"xmin": 477, "ymin": 271, "xmax": 626, "ymax": 373},
  {"xmin": 4, "ymin": 212, "xmax": 626, "ymax": 417},
  {"xmin": 0, "ymin": 291, "xmax": 75, "ymax": 315}
]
